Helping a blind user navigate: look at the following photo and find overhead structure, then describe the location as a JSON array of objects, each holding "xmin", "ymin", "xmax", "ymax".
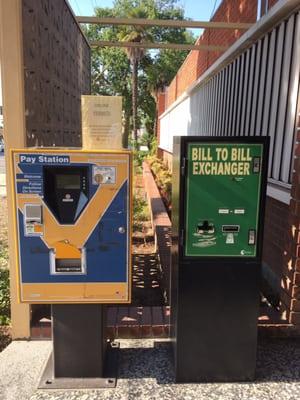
[
  {"xmin": 78, "ymin": 16, "xmax": 252, "ymax": 52},
  {"xmin": 89, "ymin": 40, "xmax": 228, "ymax": 52},
  {"xmin": 76, "ymin": 16, "xmax": 253, "ymax": 30}
]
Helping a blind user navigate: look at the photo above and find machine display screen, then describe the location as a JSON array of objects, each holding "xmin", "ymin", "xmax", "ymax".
[{"xmin": 56, "ymin": 174, "xmax": 81, "ymax": 189}]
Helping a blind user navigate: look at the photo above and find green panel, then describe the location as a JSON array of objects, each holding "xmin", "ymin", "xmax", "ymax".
[{"xmin": 185, "ymin": 142, "xmax": 263, "ymax": 257}]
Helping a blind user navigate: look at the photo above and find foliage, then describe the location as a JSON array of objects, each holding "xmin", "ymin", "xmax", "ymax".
[
  {"xmin": 147, "ymin": 155, "xmax": 172, "ymax": 206},
  {"xmin": 0, "ymin": 243, "xmax": 8, "ymax": 270},
  {"xmin": 133, "ymin": 131, "xmax": 158, "ymax": 172},
  {"xmin": 134, "ymin": 192, "xmax": 149, "ymax": 222},
  {"xmin": 0, "ymin": 237, "xmax": 10, "ymax": 326},
  {"xmin": 133, "ymin": 189, "xmax": 150, "ymax": 231},
  {"xmin": 84, "ymin": 0, "xmax": 195, "ymax": 145},
  {"xmin": 0, "ymin": 268, "xmax": 10, "ymax": 325}
]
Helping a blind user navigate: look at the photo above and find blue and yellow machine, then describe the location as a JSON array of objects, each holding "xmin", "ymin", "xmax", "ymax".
[{"xmin": 11, "ymin": 149, "xmax": 132, "ymax": 303}]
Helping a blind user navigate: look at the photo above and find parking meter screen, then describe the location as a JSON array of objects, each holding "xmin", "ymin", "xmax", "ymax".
[
  {"xmin": 56, "ymin": 174, "xmax": 81, "ymax": 189},
  {"xmin": 184, "ymin": 142, "xmax": 264, "ymax": 257}
]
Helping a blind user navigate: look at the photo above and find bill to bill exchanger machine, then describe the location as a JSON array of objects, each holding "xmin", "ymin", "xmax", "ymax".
[
  {"xmin": 11, "ymin": 149, "xmax": 132, "ymax": 303},
  {"xmin": 184, "ymin": 143, "xmax": 263, "ymax": 257},
  {"xmin": 171, "ymin": 137, "xmax": 269, "ymax": 383}
]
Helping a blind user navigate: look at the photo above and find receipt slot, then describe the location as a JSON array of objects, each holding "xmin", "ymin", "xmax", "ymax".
[
  {"xmin": 10, "ymin": 149, "xmax": 132, "ymax": 385},
  {"xmin": 171, "ymin": 137, "xmax": 269, "ymax": 382}
]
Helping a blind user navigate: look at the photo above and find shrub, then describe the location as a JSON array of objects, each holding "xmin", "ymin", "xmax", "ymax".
[
  {"xmin": 0, "ymin": 268, "xmax": 10, "ymax": 325},
  {"xmin": 146, "ymin": 155, "xmax": 172, "ymax": 209}
]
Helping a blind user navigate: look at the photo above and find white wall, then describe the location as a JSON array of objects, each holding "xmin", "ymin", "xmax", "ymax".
[{"xmin": 159, "ymin": 97, "xmax": 190, "ymax": 153}]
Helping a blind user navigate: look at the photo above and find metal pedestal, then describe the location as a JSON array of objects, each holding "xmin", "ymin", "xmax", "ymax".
[
  {"xmin": 39, "ymin": 304, "xmax": 118, "ymax": 389},
  {"xmin": 171, "ymin": 260, "xmax": 260, "ymax": 382}
]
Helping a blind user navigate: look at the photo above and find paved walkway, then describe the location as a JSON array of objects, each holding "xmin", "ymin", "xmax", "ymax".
[
  {"xmin": 0, "ymin": 154, "xmax": 6, "ymax": 197},
  {"xmin": 1, "ymin": 338, "xmax": 300, "ymax": 400},
  {"xmin": 143, "ymin": 161, "xmax": 171, "ymax": 303},
  {"xmin": 0, "ymin": 174, "xmax": 6, "ymax": 197}
]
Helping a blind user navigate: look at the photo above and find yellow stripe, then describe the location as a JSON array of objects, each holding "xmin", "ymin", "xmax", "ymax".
[{"xmin": 21, "ymin": 282, "xmax": 129, "ymax": 303}]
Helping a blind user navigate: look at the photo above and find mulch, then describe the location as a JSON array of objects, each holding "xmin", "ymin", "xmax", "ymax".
[{"xmin": 0, "ymin": 326, "xmax": 11, "ymax": 352}]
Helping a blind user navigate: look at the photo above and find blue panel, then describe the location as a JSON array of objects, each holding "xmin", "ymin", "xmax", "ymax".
[
  {"xmin": 85, "ymin": 181, "xmax": 128, "ymax": 282},
  {"xmin": 19, "ymin": 181, "xmax": 128, "ymax": 283}
]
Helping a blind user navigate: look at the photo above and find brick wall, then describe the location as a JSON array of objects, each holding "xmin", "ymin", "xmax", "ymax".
[
  {"xmin": 157, "ymin": 0, "xmax": 300, "ymax": 333},
  {"xmin": 165, "ymin": 0, "xmax": 258, "ymax": 108},
  {"xmin": 268, "ymin": 0, "xmax": 278, "ymax": 9},
  {"xmin": 288, "ymin": 107, "xmax": 300, "ymax": 326},
  {"xmin": 158, "ymin": 0, "xmax": 280, "ymax": 113},
  {"xmin": 262, "ymin": 86, "xmax": 300, "ymax": 329}
]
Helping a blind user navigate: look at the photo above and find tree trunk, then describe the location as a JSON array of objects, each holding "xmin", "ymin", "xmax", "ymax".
[
  {"xmin": 132, "ymin": 58, "xmax": 138, "ymax": 146},
  {"xmin": 123, "ymin": 114, "xmax": 130, "ymax": 148}
]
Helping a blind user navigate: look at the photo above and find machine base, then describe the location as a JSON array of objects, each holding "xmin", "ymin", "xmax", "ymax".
[{"xmin": 38, "ymin": 342, "xmax": 119, "ymax": 390}]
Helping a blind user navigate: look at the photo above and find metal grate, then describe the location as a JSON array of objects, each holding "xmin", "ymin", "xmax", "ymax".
[{"xmin": 160, "ymin": 11, "xmax": 300, "ymax": 186}]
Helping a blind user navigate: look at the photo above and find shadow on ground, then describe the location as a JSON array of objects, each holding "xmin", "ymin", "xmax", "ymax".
[
  {"xmin": 117, "ymin": 339, "xmax": 300, "ymax": 384},
  {"xmin": 132, "ymin": 253, "xmax": 165, "ymax": 306}
]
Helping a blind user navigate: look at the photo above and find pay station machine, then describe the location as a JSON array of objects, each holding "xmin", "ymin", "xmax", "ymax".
[
  {"xmin": 11, "ymin": 149, "xmax": 132, "ymax": 386},
  {"xmin": 171, "ymin": 136, "xmax": 269, "ymax": 382}
]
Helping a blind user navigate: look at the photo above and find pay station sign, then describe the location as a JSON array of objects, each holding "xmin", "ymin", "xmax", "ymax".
[{"xmin": 185, "ymin": 143, "xmax": 264, "ymax": 257}]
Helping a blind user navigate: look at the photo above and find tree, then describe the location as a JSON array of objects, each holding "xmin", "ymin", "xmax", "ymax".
[
  {"xmin": 117, "ymin": 7, "xmax": 154, "ymax": 145},
  {"xmin": 85, "ymin": 0, "xmax": 195, "ymax": 147}
]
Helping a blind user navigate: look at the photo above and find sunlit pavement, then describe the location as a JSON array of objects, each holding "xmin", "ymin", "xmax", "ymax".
[
  {"xmin": 1, "ymin": 338, "xmax": 300, "ymax": 400},
  {"xmin": 0, "ymin": 153, "xmax": 6, "ymax": 196}
]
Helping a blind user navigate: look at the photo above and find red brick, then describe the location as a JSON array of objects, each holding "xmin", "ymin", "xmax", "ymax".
[
  {"xmin": 291, "ymin": 299, "xmax": 300, "ymax": 312},
  {"xmin": 294, "ymin": 272, "xmax": 300, "ymax": 285},
  {"xmin": 164, "ymin": 0, "xmax": 259, "ymax": 108},
  {"xmin": 30, "ymin": 326, "xmax": 41, "ymax": 339},
  {"xmin": 152, "ymin": 306, "xmax": 166, "ymax": 337},
  {"xmin": 294, "ymin": 143, "xmax": 300, "ymax": 157},
  {"xmin": 106, "ymin": 306, "xmax": 118, "ymax": 327},
  {"xmin": 140, "ymin": 306, "xmax": 152, "ymax": 338},
  {"xmin": 290, "ymin": 311, "xmax": 300, "ymax": 325},
  {"xmin": 116, "ymin": 306, "xmax": 131, "ymax": 338},
  {"xmin": 41, "ymin": 324, "xmax": 51, "ymax": 339}
]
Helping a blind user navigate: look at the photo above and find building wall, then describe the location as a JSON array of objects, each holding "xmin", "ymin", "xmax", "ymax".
[
  {"xmin": 165, "ymin": 0, "xmax": 259, "ymax": 109},
  {"xmin": 22, "ymin": 0, "xmax": 91, "ymax": 147},
  {"xmin": 158, "ymin": 0, "xmax": 300, "ymax": 330},
  {"xmin": 156, "ymin": 91, "xmax": 166, "ymax": 149}
]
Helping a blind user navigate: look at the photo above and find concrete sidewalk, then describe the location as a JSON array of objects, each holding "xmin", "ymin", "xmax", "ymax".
[
  {"xmin": 1, "ymin": 338, "xmax": 300, "ymax": 400},
  {"xmin": 0, "ymin": 341, "xmax": 51, "ymax": 400}
]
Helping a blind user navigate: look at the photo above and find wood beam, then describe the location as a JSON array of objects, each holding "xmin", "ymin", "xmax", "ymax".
[
  {"xmin": 0, "ymin": 0, "xmax": 30, "ymax": 339},
  {"xmin": 89, "ymin": 40, "xmax": 227, "ymax": 52},
  {"xmin": 77, "ymin": 16, "xmax": 253, "ymax": 30}
]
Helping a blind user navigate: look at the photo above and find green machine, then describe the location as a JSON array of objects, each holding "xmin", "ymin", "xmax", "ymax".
[
  {"xmin": 185, "ymin": 142, "xmax": 262, "ymax": 257},
  {"xmin": 171, "ymin": 136, "xmax": 269, "ymax": 382}
]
